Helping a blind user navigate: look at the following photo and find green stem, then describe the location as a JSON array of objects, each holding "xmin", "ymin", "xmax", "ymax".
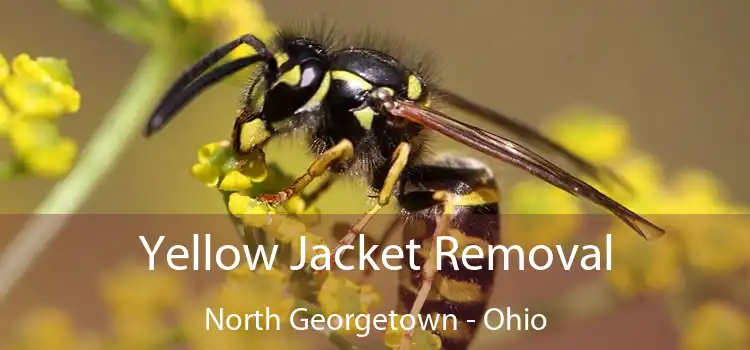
[{"xmin": 0, "ymin": 50, "xmax": 174, "ymax": 302}]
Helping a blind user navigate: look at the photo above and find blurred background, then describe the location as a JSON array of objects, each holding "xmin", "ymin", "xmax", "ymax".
[{"xmin": 0, "ymin": 0, "xmax": 748, "ymax": 349}]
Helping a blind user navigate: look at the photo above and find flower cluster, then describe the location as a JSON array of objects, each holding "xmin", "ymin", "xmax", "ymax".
[
  {"xmin": 57, "ymin": 0, "xmax": 277, "ymax": 71},
  {"xmin": 0, "ymin": 53, "xmax": 80, "ymax": 179},
  {"xmin": 187, "ymin": 139, "xmax": 431, "ymax": 349},
  {"xmin": 12, "ymin": 1, "xmax": 742, "ymax": 349},
  {"xmin": 506, "ymin": 108, "xmax": 750, "ymax": 296},
  {"xmin": 520, "ymin": 108, "xmax": 750, "ymax": 349},
  {"xmin": 2, "ymin": 264, "xmax": 308, "ymax": 350},
  {"xmin": 183, "ymin": 268, "xmax": 303, "ymax": 350},
  {"xmin": 683, "ymin": 301, "xmax": 749, "ymax": 350},
  {"xmin": 168, "ymin": 0, "xmax": 278, "ymax": 56}
]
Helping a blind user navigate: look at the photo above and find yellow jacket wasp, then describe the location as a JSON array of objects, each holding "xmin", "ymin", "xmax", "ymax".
[{"xmin": 144, "ymin": 25, "xmax": 665, "ymax": 350}]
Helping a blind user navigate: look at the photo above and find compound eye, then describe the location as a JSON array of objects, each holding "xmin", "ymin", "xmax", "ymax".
[{"xmin": 406, "ymin": 74, "xmax": 427, "ymax": 101}]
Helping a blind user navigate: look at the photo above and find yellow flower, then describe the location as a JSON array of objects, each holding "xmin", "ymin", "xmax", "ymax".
[
  {"xmin": 0, "ymin": 53, "xmax": 80, "ymax": 180},
  {"xmin": 642, "ymin": 169, "xmax": 750, "ymax": 273},
  {"xmin": 220, "ymin": 0, "xmax": 277, "ymax": 60},
  {"xmin": 23, "ymin": 136, "xmax": 77, "ymax": 178},
  {"xmin": 169, "ymin": 0, "xmax": 277, "ymax": 61},
  {"xmin": 182, "ymin": 268, "xmax": 299, "ymax": 350},
  {"xmin": 0, "ymin": 98, "xmax": 12, "ymax": 135},
  {"xmin": 220, "ymin": 268, "xmax": 294, "ymax": 322},
  {"xmin": 110, "ymin": 311, "xmax": 166, "ymax": 350},
  {"xmin": 101, "ymin": 264, "xmax": 184, "ymax": 315},
  {"xmin": 283, "ymin": 195, "xmax": 306, "ymax": 215},
  {"xmin": 197, "ymin": 141, "xmax": 227, "ymax": 163},
  {"xmin": 4, "ymin": 54, "xmax": 80, "ymax": 118},
  {"xmin": 506, "ymin": 179, "xmax": 583, "ymax": 215},
  {"xmin": 7, "ymin": 118, "xmax": 78, "ymax": 178},
  {"xmin": 281, "ymin": 195, "xmax": 321, "ymax": 227},
  {"xmin": 7, "ymin": 117, "xmax": 56, "ymax": 155},
  {"xmin": 190, "ymin": 141, "xmax": 268, "ymax": 189},
  {"xmin": 228, "ymin": 192, "xmax": 253, "ymax": 216},
  {"xmin": 168, "ymin": 0, "xmax": 226, "ymax": 23},
  {"xmin": 504, "ymin": 179, "xmax": 582, "ymax": 248},
  {"xmin": 190, "ymin": 141, "xmax": 230, "ymax": 187},
  {"xmin": 317, "ymin": 275, "xmax": 382, "ymax": 336},
  {"xmin": 219, "ymin": 170, "xmax": 253, "ymax": 191},
  {"xmin": 191, "ymin": 162, "xmax": 220, "ymax": 186},
  {"xmin": 320, "ymin": 275, "xmax": 381, "ymax": 314},
  {"xmin": 7, "ymin": 308, "xmax": 107, "ymax": 350},
  {"xmin": 0, "ymin": 53, "xmax": 8, "ymax": 85},
  {"xmin": 14, "ymin": 308, "xmax": 78, "ymax": 350},
  {"xmin": 683, "ymin": 301, "xmax": 748, "ymax": 350},
  {"xmin": 678, "ymin": 214, "xmax": 750, "ymax": 274},
  {"xmin": 544, "ymin": 108, "xmax": 631, "ymax": 163},
  {"xmin": 665, "ymin": 169, "xmax": 732, "ymax": 214},
  {"xmin": 99, "ymin": 266, "xmax": 184, "ymax": 350},
  {"xmin": 604, "ymin": 228, "xmax": 681, "ymax": 298},
  {"xmin": 227, "ymin": 192, "xmax": 277, "ymax": 227},
  {"xmin": 600, "ymin": 153, "xmax": 665, "ymax": 211},
  {"xmin": 384, "ymin": 314, "xmax": 442, "ymax": 350}
]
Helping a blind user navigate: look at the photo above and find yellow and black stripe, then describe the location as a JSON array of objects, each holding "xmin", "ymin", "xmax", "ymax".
[{"xmin": 396, "ymin": 156, "xmax": 500, "ymax": 350}]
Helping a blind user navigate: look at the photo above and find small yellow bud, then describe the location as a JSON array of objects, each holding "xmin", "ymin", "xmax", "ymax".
[
  {"xmin": 8, "ymin": 118, "xmax": 60, "ymax": 156},
  {"xmin": 545, "ymin": 109, "xmax": 630, "ymax": 163},
  {"xmin": 0, "ymin": 54, "xmax": 8, "ymax": 85},
  {"xmin": 51, "ymin": 82, "xmax": 80, "ymax": 113},
  {"xmin": 223, "ymin": 0, "xmax": 277, "ymax": 60},
  {"xmin": 683, "ymin": 301, "xmax": 748, "ymax": 350},
  {"xmin": 168, "ymin": 0, "xmax": 226, "ymax": 23},
  {"xmin": 24, "ymin": 137, "xmax": 77, "ymax": 178},
  {"xmin": 4, "ymin": 54, "xmax": 79, "ymax": 117},
  {"xmin": 12, "ymin": 54, "xmax": 49, "ymax": 81},
  {"xmin": 196, "ymin": 141, "xmax": 225, "ymax": 163},
  {"xmin": 383, "ymin": 326, "xmax": 405, "ymax": 349},
  {"xmin": 0, "ymin": 99, "xmax": 12, "ymax": 135},
  {"xmin": 283, "ymin": 196, "xmax": 306, "ymax": 215},
  {"xmin": 240, "ymin": 204, "xmax": 273, "ymax": 227},
  {"xmin": 227, "ymin": 193, "xmax": 252, "ymax": 217},
  {"xmin": 190, "ymin": 162, "xmax": 219, "ymax": 186},
  {"xmin": 3, "ymin": 75, "xmax": 80, "ymax": 118},
  {"xmin": 219, "ymin": 170, "xmax": 252, "ymax": 191},
  {"xmin": 18, "ymin": 308, "xmax": 78, "ymax": 349},
  {"xmin": 505, "ymin": 180, "xmax": 581, "ymax": 248}
]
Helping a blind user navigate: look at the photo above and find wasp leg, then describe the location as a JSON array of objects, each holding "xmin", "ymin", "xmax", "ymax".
[
  {"xmin": 331, "ymin": 142, "xmax": 411, "ymax": 251},
  {"xmin": 400, "ymin": 191, "xmax": 455, "ymax": 350},
  {"xmin": 258, "ymin": 139, "xmax": 354, "ymax": 205}
]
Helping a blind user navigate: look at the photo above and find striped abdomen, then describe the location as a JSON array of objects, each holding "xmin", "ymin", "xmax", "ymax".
[{"xmin": 396, "ymin": 157, "xmax": 500, "ymax": 350}]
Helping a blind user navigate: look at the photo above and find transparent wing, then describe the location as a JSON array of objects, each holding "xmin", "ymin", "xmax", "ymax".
[
  {"xmin": 435, "ymin": 87, "xmax": 632, "ymax": 194},
  {"xmin": 385, "ymin": 98, "xmax": 665, "ymax": 240}
]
